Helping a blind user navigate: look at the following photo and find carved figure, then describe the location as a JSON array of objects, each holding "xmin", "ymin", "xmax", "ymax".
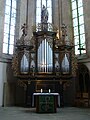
[
  {"xmin": 21, "ymin": 23, "xmax": 27, "ymax": 36},
  {"xmin": 41, "ymin": 5, "xmax": 48, "ymax": 23}
]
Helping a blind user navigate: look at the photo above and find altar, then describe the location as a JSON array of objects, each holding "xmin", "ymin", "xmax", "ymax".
[{"xmin": 33, "ymin": 93, "xmax": 59, "ymax": 113}]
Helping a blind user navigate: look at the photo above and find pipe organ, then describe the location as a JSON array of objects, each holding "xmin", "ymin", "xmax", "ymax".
[{"xmin": 12, "ymin": 6, "xmax": 77, "ymax": 107}]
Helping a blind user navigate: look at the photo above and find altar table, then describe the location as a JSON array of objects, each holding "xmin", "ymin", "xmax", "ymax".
[{"xmin": 33, "ymin": 93, "xmax": 59, "ymax": 113}]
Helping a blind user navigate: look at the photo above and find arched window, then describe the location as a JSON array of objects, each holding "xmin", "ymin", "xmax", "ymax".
[
  {"xmin": 36, "ymin": 0, "xmax": 52, "ymax": 24},
  {"xmin": 71, "ymin": 0, "xmax": 86, "ymax": 55},
  {"xmin": 3, "ymin": 0, "xmax": 17, "ymax": 54}
]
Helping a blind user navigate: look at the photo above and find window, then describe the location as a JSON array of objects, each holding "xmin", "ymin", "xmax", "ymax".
[
  {"xmin": 3, "ymin": 0, "xmax": 17, "ymax": 54},
  {"xmin": 36, "ymin": 0, "xmax": 52, "ymax": 24},
  {"xmin": 71, "ymin": 0, "xmax": 86, "ymax": 55}
]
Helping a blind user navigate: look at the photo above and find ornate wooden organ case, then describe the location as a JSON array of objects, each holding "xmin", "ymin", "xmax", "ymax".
[{"xmin": 12, "ymin": 22, "xmax": 77, "ymax": 107}]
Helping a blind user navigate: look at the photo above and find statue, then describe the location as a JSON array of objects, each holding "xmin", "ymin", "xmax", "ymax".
[
  {"xmin": 41, "ymin": 5, "xmax": 48, "ymax": 23},
  {"xmin": 21, "ymin": 23, "xmax": 27, "ymax": 36},
  {"xmin": 61, "ymin": 24, "xmax": 67, "ymax": 36}
]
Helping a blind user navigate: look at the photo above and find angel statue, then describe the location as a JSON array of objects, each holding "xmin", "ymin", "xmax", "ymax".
[{"xmin": 21, "ymin": 23, "xmax": 27, "ymax": 36}]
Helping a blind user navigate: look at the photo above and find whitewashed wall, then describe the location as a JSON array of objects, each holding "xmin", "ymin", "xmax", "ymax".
[
  {"xmin": 0, "ymin": 0, "xmax": 5, "ymax": 106},
  {"xmin": 0, "ymin": 62, "xmax": 7, "ymax": 106},
  {"xmin": 0, "ymin": 63, "xmax": 4, "ymax": 106}
]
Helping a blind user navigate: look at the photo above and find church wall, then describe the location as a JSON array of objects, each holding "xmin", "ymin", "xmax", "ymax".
[
  {"xmin": 73, "ymin": 0, "xmax": 90, "ymax": 107},
  {"xmin": 62, "ymin": 0, "xmax": 73, "ymax": 43},
  {"xmin": 15, "ymin": 0, "xmax": 36, "ymax": 43},
  {"xmin": 0, "ymin": 0, "xmax": 14, "ymax": 106},
  {"xmin": 0, "ymin": 0, "xmax": 6, "ymax": 106},
  {"xmin": 5, "ymin": 61, "xmax": 16, "ymax": 106},
  {"xmin": 78, "ymin": 0, "xmax": 90, "ymax": 86},
  {"xmin": 0, "ymin": 0, "xmax": 5, "ymax": 56},
  {"xmin": 53, "ymin": 0, "xmax": 59, "ymax": 29},
  {"xmin": 3, "ymin": 82, "xmax": 16, "ymax": 106},
  {"xmin": 0, "ymin": 62, "xmax": 4, "ymax": 106},
  {"xmin": 83, "ymin": 0, "xmax": 90, "ymax": 58},
  {"xmin": 78, "ymin": 0, "xmax": 90, "ymax": 61},
  {"xmin": 53, "ymin": 0, "xmax": 73, "ymax": 42},
  {"xmin": 27, "ymin": 0, "xmax": 36, "ymax": 38},
  {"xmin": 15, "ymin": 0, "xmax": 21, "ymax": 41},
  {"xmin": 17, "ymin": 0, "xmax": 27, "ymax": 38},
  {"xmin": 0, "ymin": 61, "xmax": 16, "ymax": 106}
]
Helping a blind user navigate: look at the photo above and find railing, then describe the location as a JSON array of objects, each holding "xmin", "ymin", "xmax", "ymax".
[{"xmin": 32, "ymin": 23, "xmax": 58, "ymax": 32}]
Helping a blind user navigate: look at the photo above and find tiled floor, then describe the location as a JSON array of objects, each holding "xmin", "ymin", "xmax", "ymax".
[{"xmin": 0, "ymin": 107, "xmax": 90, "ymax": 120}]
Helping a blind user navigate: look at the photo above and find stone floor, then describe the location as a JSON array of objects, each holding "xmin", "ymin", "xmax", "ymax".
[{"xmin": 0, "ymin": 107, "xmax": 90, "ymax": 120}]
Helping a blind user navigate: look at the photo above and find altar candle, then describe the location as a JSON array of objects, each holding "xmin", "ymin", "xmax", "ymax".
[
  {"xmin": 49, "ymin": 89, "xmax": 51, "ymax": 93},
  {"xmin": 41, "ymin": 89, "xmax": 43, "ymax": 93}
]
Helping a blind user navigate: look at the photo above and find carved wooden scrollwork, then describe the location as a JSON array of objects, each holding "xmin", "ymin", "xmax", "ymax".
[
  {"xmin": 17, "ymin": 80, "xmax": 27, "ymax": 90},
  {"xmin": 71, "ymin": 50, "xmax": 78, "ymax": 77},
  {"xmin": 12, "ymin": 52, "xmax": 19, "ymax": 76}
]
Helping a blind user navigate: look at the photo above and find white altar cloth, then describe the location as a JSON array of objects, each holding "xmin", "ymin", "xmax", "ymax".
[{"xmin": 32, "ymin": 93, "xmax": 60, "ymax": 107}]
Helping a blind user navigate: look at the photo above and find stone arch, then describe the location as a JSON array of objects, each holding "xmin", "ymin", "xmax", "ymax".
[{"xmin": 77, "ymin": 63, "xmax": 90, "ymax": 93}]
